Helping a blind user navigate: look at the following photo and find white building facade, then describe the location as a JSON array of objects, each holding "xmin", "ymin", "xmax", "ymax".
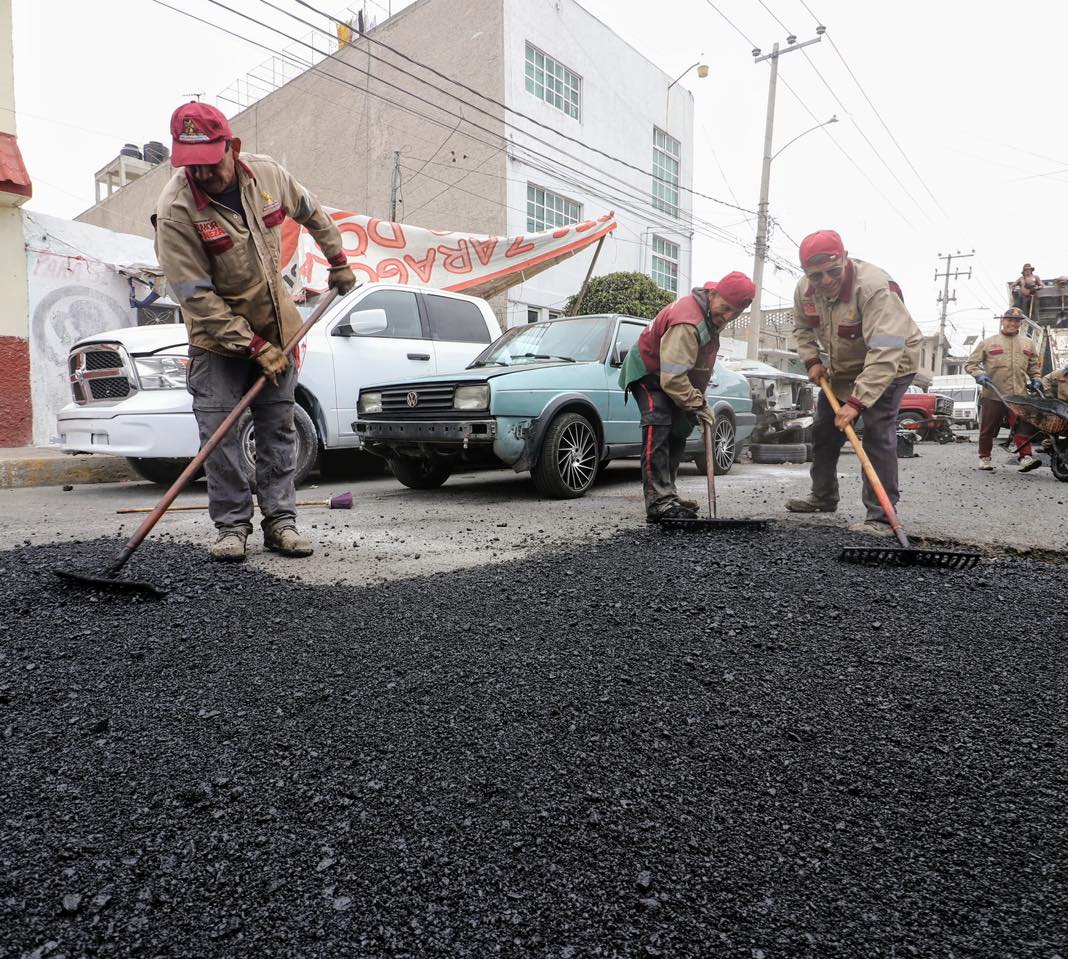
[{"xmin": 500, "ymin": 0, "xmax": 695, "ymax": 326}]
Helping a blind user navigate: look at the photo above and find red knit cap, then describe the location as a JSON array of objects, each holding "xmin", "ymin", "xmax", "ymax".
[
  {"xmin": 799, "ymin": 230, "xmax": 846, "ymax": 268},
  {"xmin": 704, "ymin": 271, "xmax": 756, "ymax": 310}
]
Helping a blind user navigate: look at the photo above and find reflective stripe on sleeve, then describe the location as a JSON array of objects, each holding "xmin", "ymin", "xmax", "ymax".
[
  {"xmin": 660, "ymin": 361, "xmax": 691, "ymax": 374},
  {"xmin": 171, "ymin": 278, "xmax": 215, "ymax": 298},
  {"xmin": 867, "ymin": 334, "xmax": 906, "ymax": 349}
]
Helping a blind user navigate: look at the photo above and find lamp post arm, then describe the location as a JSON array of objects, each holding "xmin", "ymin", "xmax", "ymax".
[{"xmin": 771, "ymin": 116, "xmax": 838, "ymax": 162}]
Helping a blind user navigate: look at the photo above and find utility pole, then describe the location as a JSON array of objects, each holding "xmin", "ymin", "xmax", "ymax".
[
  {"xmin": 747, "ymin": 29, "xmax": 825, "ymax": 361},
  {"xmin": 389, "ymin": 150, "xmax": 402, "ymax": 222},
  {"xmin": 934, "ymin": 250, "xmax": 974, "ymax": 375}
]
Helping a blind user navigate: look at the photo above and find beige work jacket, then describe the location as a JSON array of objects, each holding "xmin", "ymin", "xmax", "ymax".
[
  {"xmin": 964, "ymin": 333, "xmax": 1040, "ymax": 399},
  {"xmin": 154, "ymin": 153, "xmax": 346, "ymax": 357},
  {"xmin": 793, "ymin": 258, "xmax": 921, "ymax": 409},
  {"xmin": 1040, "ymin": 368, "xmax": 1068, "ymax": 403}
]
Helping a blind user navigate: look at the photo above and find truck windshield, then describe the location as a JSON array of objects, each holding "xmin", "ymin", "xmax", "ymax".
[
  {"xmin": 941, "ymin": 388, "xmax": 978, "ymax": 402},
  {"xmin": 470, "ymin": 316, "xmax": 613, "ymax": 367}
]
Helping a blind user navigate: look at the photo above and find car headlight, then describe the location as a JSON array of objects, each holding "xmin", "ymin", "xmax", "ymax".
[
  {"xmin": 358, "ymin": 391, "xmax": 383, "ymax": 414},
  {"xmin": 454, "ymin": 383, "xmax": 489, "ymax": 411},
  {"xmin": 134, "ymin": 354, "xmax": 190, "ymax": 390}
]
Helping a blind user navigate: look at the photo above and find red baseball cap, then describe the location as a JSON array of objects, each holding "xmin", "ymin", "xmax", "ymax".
[
  {"xmin": 170, "ymin": 102, "xmax": 233, "ymax": 167},
  {"xmin": 705, "ymin": 271, "xmax": 756, "ymax": 311},
  {"xmin": 799, "ymin": 230, "xmax": 846, "ymax": 268}
]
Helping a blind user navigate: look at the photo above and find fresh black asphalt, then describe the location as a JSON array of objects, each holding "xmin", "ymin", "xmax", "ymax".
[{"xmin": 2, "ymin": 526, "xmax": 1066, "ymax": 958}]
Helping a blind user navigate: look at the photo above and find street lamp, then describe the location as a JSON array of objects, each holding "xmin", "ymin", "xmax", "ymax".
[
  {"xmin": 665, "ymin": 58, "xmax": 708, "ymax": 125},
  {"xmin": 745, "ymin": 32, "xmax": 825, "ymax": 360}
]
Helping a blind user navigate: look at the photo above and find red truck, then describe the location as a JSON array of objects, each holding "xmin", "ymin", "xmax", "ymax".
[{"xmin": 896, "ymin": 386, "xmax": 956, "ymax": 441}]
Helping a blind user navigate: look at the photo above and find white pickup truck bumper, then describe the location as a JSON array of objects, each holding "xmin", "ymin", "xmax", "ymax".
[{"xmin": 56, "ymin": 391, "xmax": 200, "ymax": 459}]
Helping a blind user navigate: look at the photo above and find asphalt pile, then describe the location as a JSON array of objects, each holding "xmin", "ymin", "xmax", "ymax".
[{"xmin": 2, "ymin": 527, "xmax": 1066, "ymax": 958}]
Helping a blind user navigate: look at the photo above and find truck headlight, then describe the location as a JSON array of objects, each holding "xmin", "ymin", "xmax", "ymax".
[
  {"xmin": 454, "ymin": 383, "xmax": 489, "ymax": 410},
  {"xmin": 358, "ymin": 391, "xmax": 383, "ymax": 414},
  {"xmin": 134, "ymin": 354, "xmax": 190, "ymax": 390}
]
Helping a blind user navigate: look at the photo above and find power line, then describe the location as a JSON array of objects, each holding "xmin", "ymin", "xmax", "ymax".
[{"xmin": 252, "ymin": 0, "xmax": 758, "ymax": 216}]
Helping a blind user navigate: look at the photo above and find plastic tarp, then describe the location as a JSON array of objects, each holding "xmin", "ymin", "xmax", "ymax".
[{"xmin": 279, "ymin": 209, "xmax": 617, "ymax": 300}]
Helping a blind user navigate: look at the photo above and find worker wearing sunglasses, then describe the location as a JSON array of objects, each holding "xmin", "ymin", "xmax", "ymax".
[{"xmin": 785, "ymin": 230, "xmax": 923, "ymax": 537}]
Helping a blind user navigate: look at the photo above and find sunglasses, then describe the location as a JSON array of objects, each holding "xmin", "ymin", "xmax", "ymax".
[{"xmin": 806, "ymin": 265, "xmax": 844, "ymax": 283}]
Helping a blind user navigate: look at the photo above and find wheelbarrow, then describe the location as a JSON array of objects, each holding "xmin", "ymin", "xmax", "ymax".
[{"xmin": 990, "ymin": 383, "xmax": 1068, "ymax": 482}]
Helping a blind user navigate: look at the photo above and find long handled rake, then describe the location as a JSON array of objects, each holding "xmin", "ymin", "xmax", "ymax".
[
  {"xmin": 54, "ymin": 290, "xmax": 340, "ymax": 599},
  {"xmin": 821, "ymin": 378, "xmax": 981, "ymax": 570}
]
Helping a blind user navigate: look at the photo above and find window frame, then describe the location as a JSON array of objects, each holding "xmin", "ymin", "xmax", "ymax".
[
  {"xmin": 652, "ymin": 127, "xmax": 681, "ymax": 218},
  {"xmin": 650, "ymin": 235, "xmax": 680, "ymax": 294},
  {"xmin": 526, "ymin": 183, "xmax": 582, "ymax": 233},
  {"xmin": 524, "ymin": 42, "xmax": 582, "ymax": 121},
  {"xmin": 343, "ymin": 288, "xmax": 426, "ymax": 340},
  {"xmin": 421, "ymin": 292, "xmax": 492, "ymax": 344}
]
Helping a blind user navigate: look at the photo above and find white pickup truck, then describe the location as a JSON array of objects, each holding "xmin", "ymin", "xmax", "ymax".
[{"xmin": 56, "ymin": 284, "xmax": 498, "ymax": 484}]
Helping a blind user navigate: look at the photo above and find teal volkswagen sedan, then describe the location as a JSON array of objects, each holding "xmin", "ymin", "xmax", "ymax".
[{"xmin": 354, "ymin": 314, "xmax": 754, "ymax": 499}]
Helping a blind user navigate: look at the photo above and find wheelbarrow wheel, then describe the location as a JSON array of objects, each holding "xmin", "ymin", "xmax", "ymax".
[{"xmin": 1052, "ymin": 451, "xmax": 1068, "ymax": 482}]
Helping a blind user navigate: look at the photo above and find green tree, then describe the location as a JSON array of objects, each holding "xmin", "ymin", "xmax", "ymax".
[{"xmin": 565, "ymin": 272, "xmax": 674, "ymax": 319}]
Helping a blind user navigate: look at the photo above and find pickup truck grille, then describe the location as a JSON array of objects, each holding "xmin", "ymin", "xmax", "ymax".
[
  {"xmin": 69, "ymin": 344, "xmax": 134, "ymax": 404},
  {"xmin": 935, "ymin": 396, "xmax": 953, "ymax": 415},
  {"xmin": 381, "ymin": 383, "xmax": 457, "ymax": 413}
]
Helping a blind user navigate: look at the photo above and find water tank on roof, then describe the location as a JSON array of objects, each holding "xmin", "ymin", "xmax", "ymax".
[
  {"xmin": 120, "ymin": 143, "xmax": 142, "ymax": 160},
  {"xmin": 143, "ymin": 141, "xmax": 169, "ymax": 165}
]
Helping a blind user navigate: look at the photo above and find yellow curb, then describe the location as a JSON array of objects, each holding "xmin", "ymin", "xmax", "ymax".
[{"xmin": 0, "ymin": 453, "xmax": 136, "ymax": 489}]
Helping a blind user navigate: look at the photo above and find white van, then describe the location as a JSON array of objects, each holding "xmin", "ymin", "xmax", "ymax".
[
  {"xmin": 56, "ymin": 284, "xmax": 499, "ymax": 485},
  {"xmin": 931, "ymin": 374, "xmax": 980, "ymax": 430}
]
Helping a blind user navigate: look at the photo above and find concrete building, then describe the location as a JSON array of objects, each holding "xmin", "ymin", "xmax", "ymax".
[
  {"xmin": 0, "ymin": 0, "xmax": 33, "ymax": 447},
  {"xmin": 75, "ymin": 0, "xmax": 695, "ymax": 328}
]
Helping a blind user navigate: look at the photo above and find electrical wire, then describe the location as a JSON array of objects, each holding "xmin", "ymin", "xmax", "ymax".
[{"xmin": 260, "ymin": 0, "xmax": 758, "ymax": 215}]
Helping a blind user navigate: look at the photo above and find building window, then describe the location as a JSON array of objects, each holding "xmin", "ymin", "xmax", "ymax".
[
  {"xmin": 524, "ymin": 43, "xmax": 581, "ymax": 120},
  {"xmin": 527, "ymin": 184, "xmax": 582, "ymax": 233},
  {"xmin": 527, "ymin": 308, "xmax": 541, "ymax": 324},
  {"xmin": 652, "ymin": 128, "xmax": 681, "ymax": 218},
  {"xmin": 547, "ymin": 309, "xmax": 564, "ymax": 320},
  {"xmin": 650, "ymin": 236, "xmax": 679, "ymax": 293}
]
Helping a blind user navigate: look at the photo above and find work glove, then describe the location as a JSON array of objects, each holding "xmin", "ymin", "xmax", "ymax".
[
  {"xmin": 1027, "ymin": 378, "xmax": 1044, "ymax": 395},
  {"xmin": 975, "ymin": 373, "xmax": 992, "ymax": 387},
  {"xmin": 328, "ymin": 264, "xmax": 357, "ymax": 296},
  {"xmin": 249, "ymin": 336, "xmax": 289, "ymax": 385},
  {"xmin": 695, "ymin": 405, "xmax": 717, "ymax": 432}
]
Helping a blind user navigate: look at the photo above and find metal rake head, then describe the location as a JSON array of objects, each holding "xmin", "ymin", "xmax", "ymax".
[{"xmin": 838, "ymin": 546, "xmax": 982, "ymax": 570}]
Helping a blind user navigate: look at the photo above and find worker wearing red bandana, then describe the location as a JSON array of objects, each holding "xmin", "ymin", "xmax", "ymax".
[{"xmin": 786, "ymin": 230, "xmax": 923, "ymax": 534}]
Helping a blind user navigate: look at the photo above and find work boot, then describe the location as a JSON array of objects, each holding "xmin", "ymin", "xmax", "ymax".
[
  {"xmin": 210, "ymin": 527, "xmax": 248, "ymax": 563},
  {"xmin": 848, "ymin": 520, "xmax": 895, "ymax": 538},
  {"xmin": 646, "ymin": 503, "xmax": 698, "ymax": 524},
  {"xmin": 785, "ymin": 495, "xmax": 837, "ymax": 513},
  {"xmin": 1017, "ymin": 455, "xmax": 1041, "ymax": 473},
  {"xmin": 264, "ymin": 526, "xmax": 314, "ymax": 557},
  {"xmin": 977, "ymin": 457, "xmax": 993, "ymax": 471},
  {"xmin": 677, "ymin": 498, "xmax": 700, "ymax": 511}
]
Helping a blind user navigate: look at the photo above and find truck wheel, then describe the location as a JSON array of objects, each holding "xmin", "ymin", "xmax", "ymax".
[
  {"xmin": 750, "ymin": 442, "xmax": 808, "ymax": 465},
  {"xmin": 897, "ymin": 411, "xmax": 928, "ymax": 441},
  {"xmin": 532, "ymin": 412, "xmax": 599, "ymax": 498},
  {"xmin": 237, "ymin": 404, "xmax": 320, "ymax": 489},
  {"xmin": 126, "ymin": 457, "xmax": 202, "ymax": 486},
  {"xmin": 388, "ymin": 457, "xmax": 452, "ymax": 489}
]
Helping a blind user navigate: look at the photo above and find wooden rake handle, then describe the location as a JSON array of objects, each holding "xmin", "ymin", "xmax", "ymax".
[
  {"xmin": 703, "ymin": 421, "xmax": 717, "ymax": 519},
  {"xmin": 818, "ymin": 377, "xmax": 910, "ymax": 549}
]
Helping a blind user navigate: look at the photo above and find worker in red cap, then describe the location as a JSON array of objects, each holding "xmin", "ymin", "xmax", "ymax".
[
  {"xmin": 619, "ymin": 272, "xmax": 756, "ymax": 521},
  {"xmin": 786, "ymin": 231, "xmax": 923, "ymax": 535},
  {"xmin": 154, "ymin": 101, "xmax": 356, "ymax": 563}
]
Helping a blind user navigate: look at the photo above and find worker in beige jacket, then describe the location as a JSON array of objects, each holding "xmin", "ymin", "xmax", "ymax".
[
  {"xmin": 964, "ymin": 308, "xmax": 1043, "ymax": 472},
  {"xmin": 786, "ymin": 230, "xmax": 922, "ymax": 536},
  {"xmin": 155, "ymin": 101, "xmax": 355, "ymax": 562},
  {"xmin": 1040, "ymin": 365, "xmax": 1068, "ymax": 403}
]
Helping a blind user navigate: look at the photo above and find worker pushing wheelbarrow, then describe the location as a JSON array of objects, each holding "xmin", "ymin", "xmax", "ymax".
[{"xmin": 995, "ymin": 366, "xmax": 1068, "ymax": 482}]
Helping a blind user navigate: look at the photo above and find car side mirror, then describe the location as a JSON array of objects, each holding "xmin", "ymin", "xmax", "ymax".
[{"xmin": 331, "ymin": 308, "xmax": 388, "ymax": 337}]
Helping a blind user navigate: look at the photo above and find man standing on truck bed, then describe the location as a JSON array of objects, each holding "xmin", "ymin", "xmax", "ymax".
[
  {"xmin": 786, "ymin": 230, "xmax": 923, "ymax": 536},
  {"xmin": 618, "ymin": 272, "xmax": 756, "ymax": 522},
  {"xmin": 965, "ymin": 307, "xmax": 1043, "ymax": 473},
  {"xmin": 154, "ymin": 101, "xmax": 355, "ymax": 562}
]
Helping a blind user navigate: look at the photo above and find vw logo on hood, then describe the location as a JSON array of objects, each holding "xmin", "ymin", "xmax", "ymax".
[{"xmin": 406, "ymin": 391, "xmax": 419, "ymax": 408}]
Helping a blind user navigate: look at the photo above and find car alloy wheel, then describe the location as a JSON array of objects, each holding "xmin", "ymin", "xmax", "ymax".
[
  {"xmin": 557, "ymin": 418, "xmax": 598, "ymax": 493},
  {"xmin": 713, "ymin": 416, "xmax": 736, "ymax": 474}
]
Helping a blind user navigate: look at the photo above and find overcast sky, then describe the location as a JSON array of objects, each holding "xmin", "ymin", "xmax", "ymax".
[{"xmin": 12, "ymin": 0, "xmax": 1068, "ymax": 344}]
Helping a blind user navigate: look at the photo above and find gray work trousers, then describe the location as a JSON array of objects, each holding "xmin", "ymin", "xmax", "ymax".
[
  {"xmin": 810, "ymin": 374, "xmax": 913, "ymax": 521},
  {"xmin": 633, "ymin": 378, "xmax": 692, "ymax": 517},
  {"xmin": 186, "ymin": 347, "xmax": 298, "ymax": 533}
]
